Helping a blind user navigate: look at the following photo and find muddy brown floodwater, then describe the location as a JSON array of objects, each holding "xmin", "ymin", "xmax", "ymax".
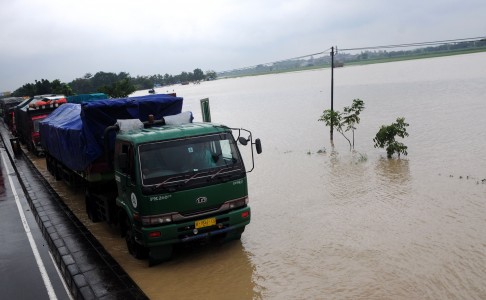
[{"xmin": 29, "ymin": 52, "xmax": 486, "ymax": 299}]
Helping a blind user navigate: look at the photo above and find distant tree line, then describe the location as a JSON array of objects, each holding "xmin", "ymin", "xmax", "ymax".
[
  {"xmin": 9, "ymin": 68, "xmax": 218, "ymax": 98},
  {"xmin": 10, "ymin": 79, "xmax": 74, "ymax": 97},
  {"xmin": 219, "ymin": 39, "xmax": 486, "ymax": 78}
]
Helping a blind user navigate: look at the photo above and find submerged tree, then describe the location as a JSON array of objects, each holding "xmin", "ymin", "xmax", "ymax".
[
  {"xmin": 319, "ymin": 98, "xmax": 365, "ymax": 150},
  {"xmin": 373, "ymin": 117, "xmax": 409, "ymax": 158}
]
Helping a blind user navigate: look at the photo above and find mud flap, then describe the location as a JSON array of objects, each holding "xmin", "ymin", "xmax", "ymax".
[
  {"xmin": 149, "ymin": 245, "xmax": 173, "ymax": 267},
  {"xmin": 9, "ymin": 138, "xmax": 21, "ymax": 156}
]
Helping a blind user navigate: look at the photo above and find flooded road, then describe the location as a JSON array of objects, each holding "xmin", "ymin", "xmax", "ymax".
[{"xmin": 30, "ymin": 52, "xmax": 486, "ymax": 299}]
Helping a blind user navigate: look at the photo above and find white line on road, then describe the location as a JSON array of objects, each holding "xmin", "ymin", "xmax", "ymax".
[
  {"xmin": 1, "ymin": 150, "xmax": 58, "ymax": 300},
  {"xmin": 49, "ymin": 251, "xmax": 74, "ymax": 300}
]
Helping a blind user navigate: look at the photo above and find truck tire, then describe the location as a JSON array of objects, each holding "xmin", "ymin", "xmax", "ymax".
[
  {"xmin": 54, "ymin": 162, "xmax": 62, "ymax": 181},
  {"xmin": 124, "ymin": 216, "xmax": 148, "ymax": 259},
  {"xmin": 149, "ymin": 245, "xmax": 173, "ymax": 267},
  {"xmin": 85, "ymin": 190, "xmax": 100, "ymax": 223}
]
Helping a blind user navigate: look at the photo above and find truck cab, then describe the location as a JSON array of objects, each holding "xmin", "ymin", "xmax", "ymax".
[{"xmin": 114, "ymin": 122, "xmax": 257, "ymax": 263}]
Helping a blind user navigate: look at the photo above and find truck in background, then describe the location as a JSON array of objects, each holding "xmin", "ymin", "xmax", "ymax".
[
  {"xmin": 12, "ymin": 93, "xmax": 108, "ymax": 156},
  {"xmin": 0, "ymin": 96, "xmax": 24, "ymax": 132},
  {"xmin": 14, "ymin": 94, "xmax": 67, "ymax": 155},
  {"xmin": 39, "ymin": 94, "xmax": 262, "ymax": 265}
]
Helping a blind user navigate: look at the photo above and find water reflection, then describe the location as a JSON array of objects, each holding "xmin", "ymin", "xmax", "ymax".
[
  {"xmin": 328, "ymin": 149, "xmax": 373, "ymax": 205},
  {"xmin": 374, "ymin": 158, "xmax": 411, "ymax": 201},
  {"xmin": 375, "ymin": 157, "xmax": 411, "ymax": 185}
]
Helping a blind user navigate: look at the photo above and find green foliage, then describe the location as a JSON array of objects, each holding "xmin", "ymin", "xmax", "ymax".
[
  {"xmin": 318, "ymin": 98, "xmax": 365, "ymax": 150},
  {"xmin": 69, "ymin": 77, "xmax": 93, "ymax": 94},
  {"xmin": 373, "ymin": 117, "xmax": 409, "ymax": 158},
  {"xmin": 57, "ymin": 71, "xmax": 120, "ymax": 95},
  {"xmin": 193, "ymin": 68, "xmax": 205, "ymax": 81},
  {"xmin": 205, "ymin": 70, "xmax": 217, "ymax": 80},
  {"xmin": 132, "ymin": 75, "xmax": 153, "ymax": 90},
  {"xmin": 318, "ymin": 109, "xmax": 341, "ymax": 128},
  {"xmin": 51, "ymin": 79, "xmax": 74, "ymax": 96},
  {"xmin": 98, "ymin": 78, "xmax": 136, "ymax": 98},
  {"xmin": 342, "ymin": 99, "xmax": 365, "ymax": 132},
  {"xmin": 12, "ymin": 78, "xmax": 74, "ymax": 97},
  {"xmin": 11, "ymin": 68, "xmax": 217, "ymax": 97}
]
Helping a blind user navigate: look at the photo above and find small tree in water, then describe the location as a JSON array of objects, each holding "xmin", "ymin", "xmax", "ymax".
[
  {"xmin": 373, "ymin": 117, "xmax": 409, "ymax": 158},
  {"xmin": 319, "ymin": 98, "xmax": 365, "ymax": 150}
]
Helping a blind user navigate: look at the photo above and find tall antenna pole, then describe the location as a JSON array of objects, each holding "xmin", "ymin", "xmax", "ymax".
[{"xmin": 330, "ymin": 46, "xmax": 335, "ymax": 142}]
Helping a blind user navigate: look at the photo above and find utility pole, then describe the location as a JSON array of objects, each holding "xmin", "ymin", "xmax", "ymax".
[{"xmin": 330, "ymin": 46, "xmax": 335, "ymax": 142}]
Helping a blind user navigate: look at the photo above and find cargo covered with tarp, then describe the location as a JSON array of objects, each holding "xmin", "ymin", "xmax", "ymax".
[
  {"xmin": 67, "ymin": 93, "xmax": 108, "ymax": 104},
  {"xmin": 39, "ymin": 94, "xmax": 184, "ymax": 171}
]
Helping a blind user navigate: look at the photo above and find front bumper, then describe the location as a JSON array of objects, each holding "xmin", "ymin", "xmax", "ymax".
[{"xmin": 137, "ymin": 206, "xmax": 251, "ymax": 247}]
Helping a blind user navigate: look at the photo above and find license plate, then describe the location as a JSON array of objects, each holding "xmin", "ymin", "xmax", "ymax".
[{"xmin": 195, "ymin": 217, "xmax": 216, "ymax": 229}]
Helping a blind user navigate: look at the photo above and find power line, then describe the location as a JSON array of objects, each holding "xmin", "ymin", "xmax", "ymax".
[
  {"xmin": 219, "ymin": 36, "xmax": 486, "ymax": 74},
  {"xmin": 219, "ymin": 48, "xmax": 332, "ymax": 74},
  {"xmin": 340, "ymin": 36, "xmax": 486, "ymax": 51}
]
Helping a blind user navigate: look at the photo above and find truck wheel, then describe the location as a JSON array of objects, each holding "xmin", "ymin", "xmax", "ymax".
[
  {"xmin": 31, "ymin": 143, "xmax": 38, "ymax": 156},
  {"xmin": 85, "ymin": 191, "xmax": 100, "ymax": 223},
  {"xmin": 54, "ymin": 164, "xmax": 62, "ymax": 181},
  {"xmin": 124, "ymin": 216, "xmax": 148, "ymax": 259},
  {"xmin": 149, "ymin": 245, "xmax": 173, "ymax": 267}
]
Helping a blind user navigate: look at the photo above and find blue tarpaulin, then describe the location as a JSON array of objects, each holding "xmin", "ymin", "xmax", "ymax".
[{"xmin": 40, "ymin": 94, "xmax": 183, "ymax": 171}]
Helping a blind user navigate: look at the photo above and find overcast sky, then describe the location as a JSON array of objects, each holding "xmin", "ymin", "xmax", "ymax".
[{"xmin": 1, "ymin": 0, "xmax": 485, "ymax": 92}]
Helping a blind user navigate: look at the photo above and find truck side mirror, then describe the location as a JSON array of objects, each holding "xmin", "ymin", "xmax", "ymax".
[
  {"xmin": 255, "ymin": 138, "xmax": 262, "ymax": 154},
  {"xmin": 238, "ymin": 136, "xmax": 248, "ymax": 146},
  {"xmin": 118, "ymin": 153, "xmax": 128, "ymax": 171}
]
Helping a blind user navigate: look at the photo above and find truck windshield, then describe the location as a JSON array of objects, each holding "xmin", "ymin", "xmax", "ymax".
[{"xmin": 139, "ymin": 133, "xmax": 244, "ymax": 187}]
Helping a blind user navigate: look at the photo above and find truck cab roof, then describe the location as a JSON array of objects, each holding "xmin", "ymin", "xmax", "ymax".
[{"xmin": 117, "ymin": 122, "xmax": 230, "ymax": 144}]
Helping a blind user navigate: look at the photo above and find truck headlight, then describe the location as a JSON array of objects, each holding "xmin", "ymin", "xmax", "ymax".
[
  {"xmin": 141, "ymin": 213, "xmax": 173, "ymax": 226},
  {"xmin": 226, "ymin": 197, "xmax": 248, "ymax": 209}
]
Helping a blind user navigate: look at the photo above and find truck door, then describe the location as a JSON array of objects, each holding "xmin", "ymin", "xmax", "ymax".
[{"xmin": 116, "ymin": 142, "xmax": 138, "ymax": 212}]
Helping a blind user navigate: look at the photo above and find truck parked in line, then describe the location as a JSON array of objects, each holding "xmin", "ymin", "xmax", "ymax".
[
  {"xmin": 12, "ymin": 93, "xmax": 108, "ymax": 156},
  {"xmin": 0, "ymin": 96, "xmax": 24, "ymax": 131},
  {"xmin": 39, "ymin": 94, "xmax": 262, "ymax": 265},
  {"xmin": 14, "ymin": 94, "xmax": 67, "ymax": 155}
]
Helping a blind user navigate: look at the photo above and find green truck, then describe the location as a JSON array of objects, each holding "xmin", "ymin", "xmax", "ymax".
[{"xmin": 39, "ymin": 94, "xmax": 261, "ymax": 265}]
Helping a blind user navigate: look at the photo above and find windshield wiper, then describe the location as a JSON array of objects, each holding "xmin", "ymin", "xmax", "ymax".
[
  {"xmin": 184, "ymin": 171, "xmax": 210, "ymax": 184},
  {"xmin": 151, "ymin": 174, "xmax": 186, "ymax": 192},
  {"xmin": 152, "ymin": 171, "xmax": 210, "ymax": 190},
  {"xmin": 148, "ymin": 168, "xmax": 240, "ymax": 194},
  {"xmin": 210, "ymin": 167, "xmax": 242, "ymax": 182},
  {"xmin": 211, "ymin": 167, "xmax": 232, "ymax": 179}
]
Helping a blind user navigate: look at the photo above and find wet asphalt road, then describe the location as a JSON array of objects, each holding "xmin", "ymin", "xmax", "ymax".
[{"xmin": 0, "ymin": 143, "xmax": 71, "ymax": 299}]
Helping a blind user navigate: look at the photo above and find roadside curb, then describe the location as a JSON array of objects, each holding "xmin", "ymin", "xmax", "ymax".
[{"xmin": 0, "ymin": 124, "xmax": 148, "ymax": 300}]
